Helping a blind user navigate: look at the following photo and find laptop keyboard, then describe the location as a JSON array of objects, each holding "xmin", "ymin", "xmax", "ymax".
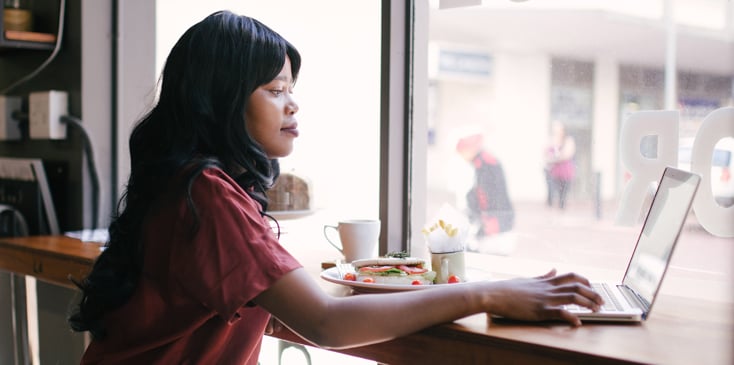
[
  {"xmin": 592, "ymin": 283, "xmax": 623, "ymax": 312},
  {"xmin": 565, "ymin": 283, "xmax": 623, "ymax": 312}
]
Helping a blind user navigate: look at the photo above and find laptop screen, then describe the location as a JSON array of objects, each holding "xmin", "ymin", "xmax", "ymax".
[{"xmin": 623, "ymin": 167, "xmax": 701, "ymax": 305}]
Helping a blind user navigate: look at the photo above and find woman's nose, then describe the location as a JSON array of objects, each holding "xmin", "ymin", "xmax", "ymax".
[{"xmin": 287, "ymin": 94, "xmax": 299, "ymax": 114}]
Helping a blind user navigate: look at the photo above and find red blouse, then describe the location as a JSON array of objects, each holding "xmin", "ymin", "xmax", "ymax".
[{"xmin": 81, "ymin": 168, "xmax": 302, "ymax": 364}]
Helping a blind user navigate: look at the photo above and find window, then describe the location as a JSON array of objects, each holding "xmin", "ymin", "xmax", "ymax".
[
  {"xmin": 150, "ymin": 0, "xmax": 732, "ymax": 362},
  {"xmin": 413, "ymin": 0, "xmax": 733, "ymax": 302}
]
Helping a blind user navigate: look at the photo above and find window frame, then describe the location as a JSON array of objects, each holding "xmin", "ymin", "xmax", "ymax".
[{"xmin": 380, "ymin": 0, "xmax": 414, "ymax": 255}]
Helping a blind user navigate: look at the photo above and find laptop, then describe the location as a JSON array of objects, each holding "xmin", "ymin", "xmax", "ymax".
[{"xmin": 565, "ymin": 166, "xmax": 701, "ymax": 322}]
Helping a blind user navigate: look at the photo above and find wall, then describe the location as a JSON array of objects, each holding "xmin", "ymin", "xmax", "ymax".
[
  {"xmin": 0, "ymin": 0, "xmax": 115, "ymax": 362},
  {"xmin": 0, "ymin": 0, "xmax": 85, "ymax": 232},
  {"xmin": 0, "ymin": 0, "xmax": 117, "ymax": 231}
]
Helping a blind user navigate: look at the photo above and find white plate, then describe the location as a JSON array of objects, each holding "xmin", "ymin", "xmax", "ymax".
[
  {"xmin": 266, "ymin": 210, "xmax": 314, "ymax": 220},
  {"xmin": 320, "ymin": 267, "xmax": 490, "ymax": 294}
]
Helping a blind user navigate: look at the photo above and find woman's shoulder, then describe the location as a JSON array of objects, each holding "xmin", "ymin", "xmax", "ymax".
[
  {"xmin": 192, "ymin": 167, "xmax": 244, "ymax": 195},
  {"xmin": 198, "ymin": 166, "xmax": 231, "ymax": 182},
  {"xmin": 185, "ymin": 167, "xmax": 264, "ymax": 214}
]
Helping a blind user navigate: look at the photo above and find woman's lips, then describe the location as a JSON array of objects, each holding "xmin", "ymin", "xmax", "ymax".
[{"xmin": 281, "ymin": 124, "xmax": 299, "ymax": 137}]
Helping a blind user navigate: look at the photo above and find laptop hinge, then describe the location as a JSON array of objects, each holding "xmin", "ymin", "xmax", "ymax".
[{"xmin": 618, "ymin": 285, "xmax": 650, "ymax": 313}]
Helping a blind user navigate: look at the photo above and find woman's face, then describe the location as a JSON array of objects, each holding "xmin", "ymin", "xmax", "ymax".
[{"xmin": 245, "ymin": 57, "xmax": 299, "ymax": 158}]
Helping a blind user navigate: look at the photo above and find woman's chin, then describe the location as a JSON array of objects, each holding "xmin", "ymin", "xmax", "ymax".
[{"xmin": 266, "ymin": 146, "xmax": 294, "ymax": 159}]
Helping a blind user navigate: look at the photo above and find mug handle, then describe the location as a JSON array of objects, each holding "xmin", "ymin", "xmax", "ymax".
[
  {"xmin": 441, "ymin": 257, "xmax": 449, "ymax": 282},
  {"xmin": 323, "ymin": 225, "xmax": 343, "ymax": 253}
]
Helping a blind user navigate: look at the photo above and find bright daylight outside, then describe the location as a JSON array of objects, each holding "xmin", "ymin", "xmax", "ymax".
[
  {"xmin": 155, "ymin": 1, "xmax": 732, "ymax": 364},
  {"xmin": 419, "ymin": 4, "xmax": 732, "ymax": 364},
  {"xmin": 420, "ymin": 0, "xmax": 733, "ymax": 334}
]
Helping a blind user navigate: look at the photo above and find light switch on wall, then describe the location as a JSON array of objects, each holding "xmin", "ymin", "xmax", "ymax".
[
  {"xmin": 0, "ymin": 95, "xmax": 22, "ymax": 141},
  {"xmin": 29, "ymin": 90, "xmax": 68, "ymax": 140}
]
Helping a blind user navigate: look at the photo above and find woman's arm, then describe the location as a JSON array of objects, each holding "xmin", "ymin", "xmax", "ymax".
[{"xmin": 254, "ymin": 267, "xmax": 602, "ymax": 349}]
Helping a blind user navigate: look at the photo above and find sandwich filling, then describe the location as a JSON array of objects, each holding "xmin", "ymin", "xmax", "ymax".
[{"xmin": 351, "ymin": 257, "xmax": 437, "ymax": 285}]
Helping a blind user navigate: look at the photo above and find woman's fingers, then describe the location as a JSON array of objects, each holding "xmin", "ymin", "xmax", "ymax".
[
  {"xmin": 533, "ymin": 306, "xmax": 583, "ymax": 327},
  {"xmin": 542, "ymin": 272, "xmax": 604, "ymax": 308},
  {"xmin": 492, "ymin": 271, "xmax": 603, "ymax": 326},
  {"xmin": 547, "ymin": 272, "xmax": 592, "ymax": 287},
  {"xmin": 554, "ymin": 308, "xmax": 583, "ymax": 327},
  {"xmin": 533, "ymin": 296, "xmax": 592, "ymax": 327},
  {"xmin": 537, "ymin": 273, "xmax": 605, "ymax": 324},
  {"xmin": 264, "ymin": 317, "xmax": 283, "ymax": 335},
  {"xmin": 535, "ymin": 268, "xmax": 557, "ymax": 280},
  {"xmin": 553, "ymin": 292, "xmax": 602, "ymax": 312},
  {"xmin": 554, "ymin": 283, "xmax": 604, "ymax": 307}
]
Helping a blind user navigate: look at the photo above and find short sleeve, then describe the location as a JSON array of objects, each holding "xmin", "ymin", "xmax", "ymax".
[{"xmin": 171, "ymin": 169, "xmax": 301, "ymax": 322}]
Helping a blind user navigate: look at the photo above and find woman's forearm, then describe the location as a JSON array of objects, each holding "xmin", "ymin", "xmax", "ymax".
[
  {"xmin": 313, "ymin": 282, "xmax": 487, "ymax": 349},
  {"xmin": 256, "ymin": 268, "xmax": 488, "ymax": 349},
  {"xmin": 256, "ymin": 268, "xmax": 602, "ymax": 350}
]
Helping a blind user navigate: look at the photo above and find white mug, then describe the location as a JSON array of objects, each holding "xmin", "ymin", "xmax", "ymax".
[
  {"xmin": 323, "ymin": 219, "xmax": 380, "ymax": 262},
  {"xmin": 431, "ymin": 250, "xmax": 466, "ymax": 284}
]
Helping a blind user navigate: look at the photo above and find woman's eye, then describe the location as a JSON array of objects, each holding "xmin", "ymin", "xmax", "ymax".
[{"xmin": 270, "ymin": 88, "xmax": 284, "ymax": 96}]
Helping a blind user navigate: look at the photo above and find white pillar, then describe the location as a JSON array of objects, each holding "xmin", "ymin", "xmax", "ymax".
[
  {"xmin": 592, "ymin": 57, "xmax": 619, "ymax": 200},
  {"xmin": 664, "ymin": 0, "xmax": 677, "ymax": 110}
]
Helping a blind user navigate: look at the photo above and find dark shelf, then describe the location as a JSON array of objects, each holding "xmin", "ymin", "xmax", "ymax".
[
  {"xmin": 0, "ymin": 5, "xmax": 59, "ymax": 52},
  {"xmin": 1, "ymin": 30, "xmax": 55, "ymax": 50}
]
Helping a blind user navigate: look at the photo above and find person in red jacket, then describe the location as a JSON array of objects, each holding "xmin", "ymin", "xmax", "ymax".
[
  {"xmin": 68, "ymin": 10, "xmax": 602, "ymax": 365},
  {"xmin": 456, "ymin": 133, "xmax": 515, "ymax": 240}
]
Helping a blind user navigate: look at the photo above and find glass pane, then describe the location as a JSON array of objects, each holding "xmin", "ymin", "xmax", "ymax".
[{"xmin": 417, "ymin": 1, "xmax": 734, "ymax": 300}]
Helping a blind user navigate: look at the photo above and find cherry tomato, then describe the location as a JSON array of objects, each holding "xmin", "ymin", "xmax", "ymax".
[
  {"xmin": 362, "ymin": 277, "xmax": 375, "ymax": 283},
  {"xmin": 447, "ymin": 275, "xmax": 460, "ymax": 284},
  {"xmin": 411, "ymin": 280, "xmax": 422, "ymax": 285},
  {"xmin": 343, "ymin": 273, "xmax": 356, "ymax": 281}
]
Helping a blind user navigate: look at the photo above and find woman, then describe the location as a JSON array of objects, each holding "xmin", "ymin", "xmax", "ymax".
[{"xmin": 69, "ymin": 11, "xmax": 602, "ymax": 364}]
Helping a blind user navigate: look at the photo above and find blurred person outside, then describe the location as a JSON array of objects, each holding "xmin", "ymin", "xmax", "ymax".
[
  {"xmin": 544, "ymin": 121, "xmax": 576, "ymax": 210},
  {"xmin": 456, "ymin": 133, "xmax": 516, "ymax": 255}
]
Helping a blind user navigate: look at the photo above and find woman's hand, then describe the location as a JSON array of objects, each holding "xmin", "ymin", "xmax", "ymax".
[
  {"xmin": 264, "ymin": 316, "xmax": 284, "ymax": 335},
  {"xmin": 485, "ymin": 269, "xmax": 604, "ymax": 326}
]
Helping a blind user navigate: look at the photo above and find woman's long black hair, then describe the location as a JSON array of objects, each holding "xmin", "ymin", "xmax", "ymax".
[{"xmin": 68, "ymin": 10, "xmax": 301, "ymax": 339}]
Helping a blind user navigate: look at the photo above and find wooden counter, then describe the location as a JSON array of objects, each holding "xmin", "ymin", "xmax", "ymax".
[
  {"xmin": 1, "ymin": 235, "xmax": 732, "ymax": 364},
  {"xmin": 0, "ymin": 235, "xmax": 100, "ymax": 289},
  {"xmin": 271, "ymin": 295, "xmax": 733, "ymax": 364}
]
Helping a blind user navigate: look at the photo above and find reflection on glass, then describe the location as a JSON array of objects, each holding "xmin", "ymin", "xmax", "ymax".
[
  {"xmin": 624, "ymin": 170, "xmax": 700, "ymax": 302},
  {"xmin": 419, "ymin": 1, "xmax": 732, "ymax": 273}
]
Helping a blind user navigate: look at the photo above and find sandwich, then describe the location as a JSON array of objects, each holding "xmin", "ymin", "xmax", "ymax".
[{"xmin": 350, "ymin": 257, "xmax": 436, "ymax": 285}]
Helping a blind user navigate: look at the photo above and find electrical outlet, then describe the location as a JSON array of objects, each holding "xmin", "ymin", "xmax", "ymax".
[
  {"xmin": 29, "ymin": 90, "xmax": 68, "ymax": 140},
  {"xmin": 0, "ymin": 95, "xmax": 22, "ymax": 141}
]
